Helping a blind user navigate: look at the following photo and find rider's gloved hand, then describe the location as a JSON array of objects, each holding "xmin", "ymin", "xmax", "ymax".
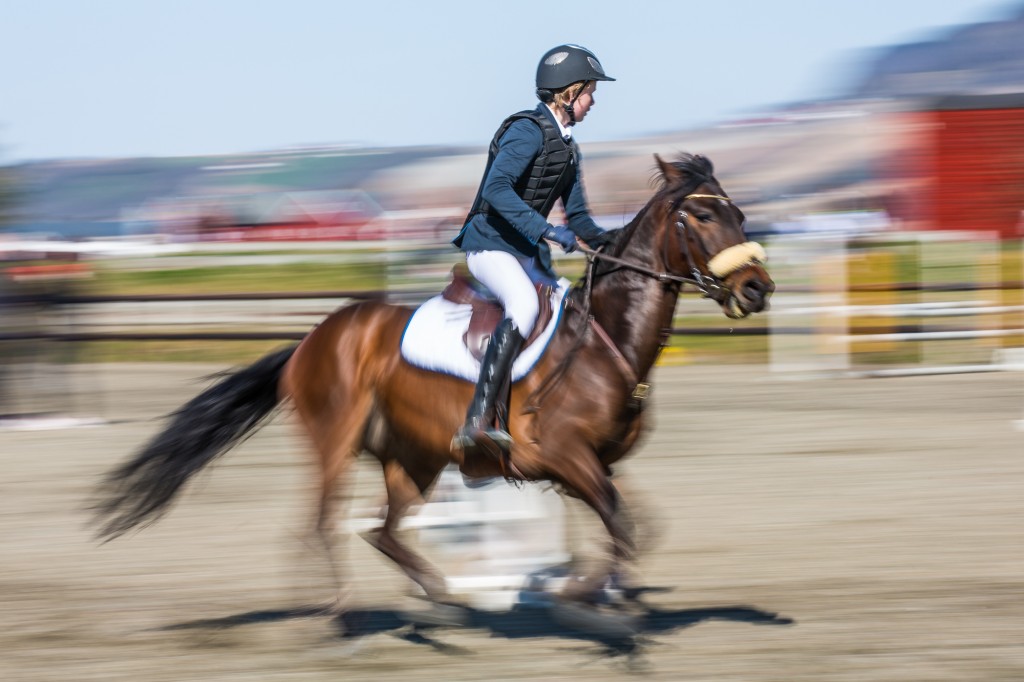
[{"xmin": 544, "ymin": 225, "xmax": 578, "ymax": 253}]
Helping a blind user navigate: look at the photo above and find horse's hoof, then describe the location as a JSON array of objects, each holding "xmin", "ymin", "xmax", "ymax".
[
  {"xmin": 551, "ymin": 601, "xmax": 641, "ymax": 640},
  {"xmin": 400, "ymin": 601, "xmax": 469, "ymax": 628},
  {"xmin": 560, "ymin": 575, "xmax": 607, "ymax": 604}
]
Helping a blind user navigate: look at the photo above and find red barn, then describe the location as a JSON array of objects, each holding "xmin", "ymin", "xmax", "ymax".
[{"xmin": 883, "ymin": 93, "xmax": 1024, "ymax": 240}]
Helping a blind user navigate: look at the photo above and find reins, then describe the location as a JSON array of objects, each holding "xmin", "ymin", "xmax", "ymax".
[
  {"xmin": 522, "ymin": 240, "xmax": 664, "ymax": 420},
  {"xmin": 522, "ymin": 190, "xmax": 766, "ymax": 417},
  {"xmin": 522, "ymin": 253, "xmax": 598, "ymax": 417},
  {"xmin": 577, "ymin": 192, "xmax": 742, "ymax": 305}
]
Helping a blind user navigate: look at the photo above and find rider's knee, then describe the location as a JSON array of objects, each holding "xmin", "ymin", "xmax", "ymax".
[{"xmin": 506, "ymin": 296, "xmax": 540, "ymax": 337}]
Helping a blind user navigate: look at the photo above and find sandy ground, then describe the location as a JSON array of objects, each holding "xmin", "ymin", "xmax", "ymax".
[{"xmin": 1, "ymin": 361, "xmax": 1022, "ymax": 681}]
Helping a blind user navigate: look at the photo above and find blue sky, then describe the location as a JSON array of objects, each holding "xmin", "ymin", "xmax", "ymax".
[{"xmin": 1, "ymin": 0, "xmax": 1016, "ymax": 161}]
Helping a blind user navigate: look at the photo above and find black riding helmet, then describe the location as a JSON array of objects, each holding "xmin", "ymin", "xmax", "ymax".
[{"xmin": 535, "ymin": 44, "xmax": 614, "ymax": 124}]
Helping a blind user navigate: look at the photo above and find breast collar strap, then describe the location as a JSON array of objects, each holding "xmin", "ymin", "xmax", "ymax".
[{"xmin": 587, "ymin": 315, "xmax": 650, "ymax": 404}]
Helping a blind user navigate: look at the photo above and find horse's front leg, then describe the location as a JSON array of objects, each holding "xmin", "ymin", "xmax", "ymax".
[{"xmin": 541, "ymin": 449, "xmax": 637, "ymax": 604}]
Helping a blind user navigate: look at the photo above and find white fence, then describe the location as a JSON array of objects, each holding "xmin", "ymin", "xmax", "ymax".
[{"xmin": 768, "ymin": 231, "xmax": 1024, "ymax": 377}]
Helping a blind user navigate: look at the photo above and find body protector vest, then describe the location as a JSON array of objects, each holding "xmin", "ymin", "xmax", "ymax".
[{"xmin": 464, "ymin": 109, "xmax": 579, "ymax": 226}]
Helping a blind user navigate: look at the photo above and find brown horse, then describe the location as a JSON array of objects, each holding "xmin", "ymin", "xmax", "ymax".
[{"xmin": 95, "ymin": 153, "xmax": 774, "ymax": 611}]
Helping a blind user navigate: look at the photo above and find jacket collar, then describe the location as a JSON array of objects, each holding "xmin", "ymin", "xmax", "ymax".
[{"xmin": 535, "ymin": 103, "xmax": 572, "ymax": 140}]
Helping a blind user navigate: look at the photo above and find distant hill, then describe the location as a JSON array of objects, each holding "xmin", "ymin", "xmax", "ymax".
[
  {"xmin": 4, "ymin": 146, "xmax": 470, "ymax": 238},
  {"xmin": 847, "ymin": 3, "xmax": 1024, "ymax": 98}
]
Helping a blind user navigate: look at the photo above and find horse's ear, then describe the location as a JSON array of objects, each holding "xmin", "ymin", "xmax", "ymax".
[{"xmin": 654, "ymin": 153, "xmax": 683, "ymax": 185}]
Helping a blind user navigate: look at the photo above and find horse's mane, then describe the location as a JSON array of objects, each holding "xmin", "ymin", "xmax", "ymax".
[{"xmin": 594, "ymin": 152, "xmax": 716, "ymax": 260}]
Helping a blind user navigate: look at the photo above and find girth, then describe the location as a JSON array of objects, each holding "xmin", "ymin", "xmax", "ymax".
[{"xmin": 442, "ymin": 263, "xmax": 554, "ymax": 361}]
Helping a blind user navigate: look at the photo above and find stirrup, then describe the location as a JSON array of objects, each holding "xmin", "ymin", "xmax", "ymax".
[
  {"xmin": 450, "ymin": 424, "xmax": 513, "ymax": 459},
  {"xmin": 450, "ymin": 428, "xmax": 474, "ymax": 453}
]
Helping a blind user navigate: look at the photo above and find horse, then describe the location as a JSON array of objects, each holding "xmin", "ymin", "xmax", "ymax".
[{"xmin": 94, "ymin": 152, "xmax": 774, "ymax": 617}]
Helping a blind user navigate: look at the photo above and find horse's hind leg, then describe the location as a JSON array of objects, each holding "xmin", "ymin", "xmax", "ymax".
[
  {"xmin": 367, "ymin": 458, "xmax": 449, "ymax": 603},
  {"xmin": 292, "ymin": 388, "xmax": 374, "ymax": 611}
]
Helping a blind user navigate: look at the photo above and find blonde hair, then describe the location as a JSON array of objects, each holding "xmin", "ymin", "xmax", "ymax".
[{"xmin": 551, "ymin": 81, "xmax": 589, "ymax": 107}]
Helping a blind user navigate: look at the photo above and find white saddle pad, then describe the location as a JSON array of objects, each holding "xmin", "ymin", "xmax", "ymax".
[{"xmin": 400, "ymin": 278, "xmax": 570, "ymax": 383}]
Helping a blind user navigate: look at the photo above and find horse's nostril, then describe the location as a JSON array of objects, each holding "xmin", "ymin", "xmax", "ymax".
[{"xmin": 743, "ymin": 279, "xmax": 767, "ymax": 301}]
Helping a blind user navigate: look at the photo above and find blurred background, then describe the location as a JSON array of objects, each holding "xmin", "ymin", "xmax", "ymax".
[
  {"xmin": 2, "ymin": 5, "xmax": 1024, "ymax": 678},
  {"xmin": 1, "ymin": 0, "xmax": 1023, "ymax": 419}
]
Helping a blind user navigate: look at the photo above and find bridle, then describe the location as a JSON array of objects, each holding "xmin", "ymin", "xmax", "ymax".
[
  {"xmin": 526, "ymin": 188, "xmax": 767, "ymax": 418},
  {"xmin": 580, "ymin": 192, "xmax": 766, "ymax": 304}
]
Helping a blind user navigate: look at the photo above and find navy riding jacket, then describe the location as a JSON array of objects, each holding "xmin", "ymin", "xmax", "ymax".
[{"xmin": 453, "ymin": 104, "xmax": 606, "ymax": 276}]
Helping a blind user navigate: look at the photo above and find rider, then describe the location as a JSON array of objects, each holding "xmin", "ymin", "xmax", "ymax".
[{"xmin": 451, "ymin": 44, "xmax": 619, "ymax": 460}]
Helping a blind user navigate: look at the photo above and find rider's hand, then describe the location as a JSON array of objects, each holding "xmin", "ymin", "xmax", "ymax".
[{"xmin": 544, "ymin": 225, "xmax": 578, "ymax": 253}]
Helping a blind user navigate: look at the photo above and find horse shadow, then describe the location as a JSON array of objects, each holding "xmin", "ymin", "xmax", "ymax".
[{"xmin": 159, "ymin": 590, "xmax": 795, "ymax": 659}]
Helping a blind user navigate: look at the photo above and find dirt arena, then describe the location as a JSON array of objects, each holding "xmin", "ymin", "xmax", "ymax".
[{"xmin": 2, "ymin": 361, "xmax": 1022, "ymax": 681}]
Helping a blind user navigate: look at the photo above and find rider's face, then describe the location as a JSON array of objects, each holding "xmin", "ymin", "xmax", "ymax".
[{"xmin": 572, "ymin": 82, "xmax": 598, "ymax": 123}]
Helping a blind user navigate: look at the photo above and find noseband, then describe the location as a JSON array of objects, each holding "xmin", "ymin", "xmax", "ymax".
[{"xmin": 582, "ymin": 193, "xmax": 766, "ymax": 304}]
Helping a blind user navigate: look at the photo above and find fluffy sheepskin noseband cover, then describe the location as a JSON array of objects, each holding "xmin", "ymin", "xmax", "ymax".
[{"xmin": 707, "ymin": 242, "xmax": 766, "ymax": 278}]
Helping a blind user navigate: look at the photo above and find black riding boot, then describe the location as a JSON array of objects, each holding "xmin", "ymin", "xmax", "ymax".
[{"xmin": 451, "ymin": 318, "xmax": 525, "ymax": 459}]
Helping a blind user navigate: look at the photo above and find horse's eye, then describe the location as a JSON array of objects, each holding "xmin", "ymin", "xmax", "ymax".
[{"xmin": 696, "ymin": 213, "xmax": 713, "ymax": 223}]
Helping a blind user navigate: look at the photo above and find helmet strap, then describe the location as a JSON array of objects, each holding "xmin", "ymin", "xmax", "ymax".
[
  {"xmin": 563, "ymin": 103, "xmax": 576, "ymax": 126},
  {"xmin": 562, "ymin": 80, "xmax": 590, "ymax": 127}
]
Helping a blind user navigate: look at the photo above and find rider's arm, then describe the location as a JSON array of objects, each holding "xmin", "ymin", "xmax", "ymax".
[
  {"xmin": 560, "ymin": 150, "xmax": 606, "ymax": 244},
  {"xmin": 479, "ymin": 120, "xmax": 552, "ymax": 244}
]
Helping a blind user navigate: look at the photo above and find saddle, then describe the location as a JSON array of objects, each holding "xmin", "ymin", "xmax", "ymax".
[{"xmin": 442, "ymin": 263, "xmax": 554, "ymax": 361}]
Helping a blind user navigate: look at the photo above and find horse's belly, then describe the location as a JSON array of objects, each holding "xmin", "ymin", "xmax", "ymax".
[{"xmin": 372, "ymin": 364, "xmax": 470, "ymax": 457}]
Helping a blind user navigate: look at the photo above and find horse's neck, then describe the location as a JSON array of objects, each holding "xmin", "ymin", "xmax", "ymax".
[{"xmin": 590, "ymin": 224, "xmax": 680, "ymax": 380}]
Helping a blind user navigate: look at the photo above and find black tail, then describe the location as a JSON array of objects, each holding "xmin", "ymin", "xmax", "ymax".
[{"xmin": 94, "ymin": 345, "xmax": 298, "ymax": 540}]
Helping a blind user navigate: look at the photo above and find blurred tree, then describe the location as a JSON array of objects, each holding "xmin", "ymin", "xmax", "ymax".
[
  {"xmin": 0, "ymin": 137, "xmax": 18, "ymax": 229},
  {"xmin": 0, "ymin": 138, "xmax": 15, "ymax": 228},
  {"xmin": 0, "ymin": 165, "xmax": 16, "ymax": 229}
]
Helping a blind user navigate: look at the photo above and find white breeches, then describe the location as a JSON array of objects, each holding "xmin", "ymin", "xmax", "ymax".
[{"xmin": 466, "ymin": 250, "xmax": 540, "ymax": 337}]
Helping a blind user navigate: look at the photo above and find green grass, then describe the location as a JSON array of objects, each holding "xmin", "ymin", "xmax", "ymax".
[
  {"xmin": 28, "ymin": 238, "xmax": 1024, "ymax": 363},
  {"xmin": 84, "ymin": 261, "xmax": 389, "ymax": 295},
  {"xmin": 73, "ymin": 339, "xmax": 293, "ymax": 364}
]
